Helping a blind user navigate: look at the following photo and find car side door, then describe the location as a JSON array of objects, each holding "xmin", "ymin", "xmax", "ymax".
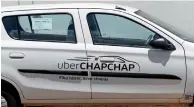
[
  {"xmin": 79, "ymin": 9, "xmax": 186, "ymax": 99},
  {"xmin": 1, "ymin": 9, "xmax": 91, "ymax": 99}
]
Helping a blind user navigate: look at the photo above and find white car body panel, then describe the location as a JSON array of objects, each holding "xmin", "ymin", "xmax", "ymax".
[
  {"xmin": 1, "ymin": 3, "xmax": 139, "ymax": 13},
  {"xmin": 79, "ymin": 9, "xmax": 186, "ymax": 99},
  {"xmin": 183, "ymin": 41, "xmax": 194, "ymax": 96},
  {"xmin": 1, "ymin": 9, "xmax": 91, "ymax": 99},
  {"xmin": 1, "ymin": 3, "xmax": 193, "ymax": 104}
]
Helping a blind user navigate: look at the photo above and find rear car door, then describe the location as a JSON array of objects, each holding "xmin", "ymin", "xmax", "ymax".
[
  {"xmin": 79, "ymin": 9, "xmax": 186, "ymax": 99},
  {"xmin": 2, "ymin": 9, "xmax": 91, "ymax": 99}
]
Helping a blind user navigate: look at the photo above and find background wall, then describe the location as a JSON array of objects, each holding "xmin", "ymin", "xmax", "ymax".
[{"xmin": 2, "ymin": 1, "xmax": 194, "ymax": 37}]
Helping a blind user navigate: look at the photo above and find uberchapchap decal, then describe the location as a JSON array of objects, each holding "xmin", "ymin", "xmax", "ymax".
[
  {"xmin": 58, "ymin": 56, "xmax": 140, "ymax": 72},
  {"xmin": 17, "ymin": 56, "xmax": 181, "ymax": 80}
]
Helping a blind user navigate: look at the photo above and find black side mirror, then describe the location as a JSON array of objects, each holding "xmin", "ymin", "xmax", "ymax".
[{"xmin": 149, "ymin": 38, "xmax": 175, "ymax": 50}]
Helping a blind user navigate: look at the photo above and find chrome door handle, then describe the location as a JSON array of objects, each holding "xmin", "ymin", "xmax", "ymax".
[{"xmin": 9, "ymin": 53, "xmax": 25, "ymax": 59}]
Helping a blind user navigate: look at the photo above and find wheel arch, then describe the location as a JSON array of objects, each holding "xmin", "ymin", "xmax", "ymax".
[{"xmin": 1, "ymin": 76, "xmax": 25, "ymax": 103}]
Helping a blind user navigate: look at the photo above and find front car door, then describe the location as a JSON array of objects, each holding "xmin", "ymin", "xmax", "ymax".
[
  {"xmin": 2, "ymin": 9, "xmax": 91, "ymax": 99},
  {"xmin": 79, "ymin": 9, "xmax": 186, "ymax": 99}
]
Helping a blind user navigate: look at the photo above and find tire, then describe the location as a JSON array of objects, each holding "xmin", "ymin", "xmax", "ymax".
[
  {"xmin": 189, "ymin": 104, "xmax": 194, "ymax": 107},
  {"xmin": 1, "ymin": 91, "xmax": 17, "ymax": 107}
]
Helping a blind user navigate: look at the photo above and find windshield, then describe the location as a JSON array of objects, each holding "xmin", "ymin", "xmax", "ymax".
[{"xmin": 135, "ymin": 10, "xmax": 194, "ymax": 43}]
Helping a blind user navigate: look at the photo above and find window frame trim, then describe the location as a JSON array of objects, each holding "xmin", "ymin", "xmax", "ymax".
[
  {"xmin": 2, "ymin": 12, "xmax": 78, "ymax": 44},
  {"xmin": 86, "ymin": 12, "xmax": 173, "ymax": 49}
]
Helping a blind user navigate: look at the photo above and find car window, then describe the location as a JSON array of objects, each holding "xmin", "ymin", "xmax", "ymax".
[
  {"xmin": 87, "ymin": 13, "xmax": 161, "ymax": 47},
  {"xmin": 2, "ymin": 13, "xmax": 76, "ymax": 43}
]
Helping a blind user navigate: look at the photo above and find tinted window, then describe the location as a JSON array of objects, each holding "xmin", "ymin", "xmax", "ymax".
[
  {"xmin": 3, "ymin": 14, "xmax": 76, "ymax": 43},
  {"xmin": 87, "ymin": 13, "xmax": 161, "ymax": 47}
]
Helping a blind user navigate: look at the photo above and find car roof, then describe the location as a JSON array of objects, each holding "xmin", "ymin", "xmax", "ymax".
[{"xmin": 1, "ymin": 3, "xmax": 139, "ymax": 13}]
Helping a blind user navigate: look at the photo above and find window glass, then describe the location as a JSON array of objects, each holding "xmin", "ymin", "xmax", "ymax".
[
  {"xmin": 87, "ymin": 13, "xmax": 160, "ymax": 47},
  {"xmin": 2, "ymin": 16, "xmax": 19, "ymax": 39},
  {"xmin": 3, "ymin": 13, "xmax": 76, "ymax": 43}
]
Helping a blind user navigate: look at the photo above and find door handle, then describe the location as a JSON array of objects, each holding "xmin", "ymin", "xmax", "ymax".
[
  {"xmin": 100, "ymin": 57, "xmax": 115, "ymax": 63},
  {"xmin": 9, "ymin": 53, "xmax": 25, "ymax": 59}
]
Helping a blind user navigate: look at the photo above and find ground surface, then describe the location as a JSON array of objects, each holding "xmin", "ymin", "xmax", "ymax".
[{"xmin": 40, "ymin": 104, "xmax": 189, "ymax": 107}]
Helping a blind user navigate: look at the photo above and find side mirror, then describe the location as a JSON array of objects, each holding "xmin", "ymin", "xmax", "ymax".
[{"xmin": 149, "ymin": 38, "xmax": 175, "ymax": 50}]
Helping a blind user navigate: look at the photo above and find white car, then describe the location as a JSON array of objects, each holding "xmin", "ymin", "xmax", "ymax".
[{"xmin": 1, "ymin": 3, "xmax": 194, "ymax": 107}]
